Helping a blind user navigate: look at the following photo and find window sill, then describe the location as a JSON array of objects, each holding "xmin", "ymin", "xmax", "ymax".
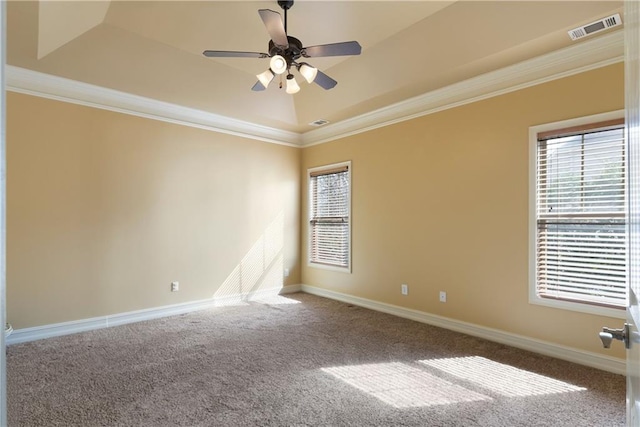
[
  {"xmin": 307, "ymin": 262, "xmax": 351, "ymax": 274},
  {"xmin": 529, "ymin": 295, "xmax": 625, "ymax": 319}
]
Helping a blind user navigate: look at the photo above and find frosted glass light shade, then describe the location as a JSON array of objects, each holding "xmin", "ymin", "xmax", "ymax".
[
  {"xmin": 299, "ymin": 64, "xmax": 318, "ymax": 83},
  {"xmin": 270, "ymin": 55, "xmax": 287, "ymax": 75},
  {"xmin": 286, "ymin": 74, "xmax": 300, "ymax": 94},
  {"xmin": 256, "ymin": 69, "xmax": 274, "ymax": 88}
]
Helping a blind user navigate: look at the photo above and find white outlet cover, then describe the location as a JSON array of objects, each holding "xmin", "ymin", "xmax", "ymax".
[
  {"xmin": 439, "ymin": 291, "xmax": 446, "ymax": 302},
  {"xmin": 171, "ymin": 281, "xmax": 179, "ymax": 292}
]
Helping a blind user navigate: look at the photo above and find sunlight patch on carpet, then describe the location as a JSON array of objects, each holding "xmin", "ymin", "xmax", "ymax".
[
  {"xmin": 322, "ymin": 362, "xmax": 491, "ymax": 408},
  {"xmin": 420, "ymin": 356, "xmax": 586, "ymax": 397},
  {"xmin": 251, "ymin": 295, "xmax": 301, "ymax": 305},
  {"xmin": 213, "ymin": 296, "xmax": 250, "ymax": 307}
]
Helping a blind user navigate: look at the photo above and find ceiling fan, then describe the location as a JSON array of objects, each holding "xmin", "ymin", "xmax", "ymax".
[{"xmin": 203, "ymin": 0, "xmax": 362, "ymax": 94}]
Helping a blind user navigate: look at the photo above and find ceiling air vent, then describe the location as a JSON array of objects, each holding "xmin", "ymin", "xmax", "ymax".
[
  {"xmin": 309, "ymin": 119, "xmax": 330, "ymax": 127},
  {"xmin": 568, "ymin": 13, "xmax": 621, "ymax": 41}
]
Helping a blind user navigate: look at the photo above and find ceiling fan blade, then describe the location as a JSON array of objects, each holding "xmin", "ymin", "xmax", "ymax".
[
  {"xmin": 302, "ymin": 41, "xmax": 361, "ymax": 58},
  {"xmin": 251, "ymin": 81, "xmax": 266, "ymax": 91},
  {"xmin": 314, "ymin": 70, "xmax": 338, "ymax": 90},
  {"xmin": 203, "ymin": 50, "xmax": 268, "ymax": 58},
  {"xmin": 258, "ymin": 9, "xmax": 289, "ymax": 48}
]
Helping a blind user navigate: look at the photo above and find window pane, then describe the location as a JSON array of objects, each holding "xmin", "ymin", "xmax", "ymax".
[
  {"xmin": 537, "ymin": 220, "xmax": 626, "ymax": 306},
  {"xmin": 540, "ymin": 130, "xmax": 625, "ymax": 216},
  {"xmin": 312, "ymin": 172, "xmax": 350, "ymax": 218}
]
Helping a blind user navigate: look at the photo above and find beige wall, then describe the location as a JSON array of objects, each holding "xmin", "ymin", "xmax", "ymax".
[
  {"xmin": 7, "ymin": 92, "xmax": 301, "ymax": 329},
  {"xmin": 301, "ymin": 63, "xmax": 626, "ymax": 359}
]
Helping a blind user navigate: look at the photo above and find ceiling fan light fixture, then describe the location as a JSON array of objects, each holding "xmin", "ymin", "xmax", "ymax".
[
  {"xmin": 256, "ymin": 69, "xmax": 275, "ymax": 88},
  {"xmin": 286, "ymin": 74, "xmax": 300, "ymax": 94},
  {"xmin": 203, "ymin": 2, "xmax": 362, "ymax": 94},
  {"xmin": 299, "ymin": 63, "xmax": 318, "ymax": 84},
  {"xmin": 270, "ymin": 55, "xmax": 287, "ymax": 75}
]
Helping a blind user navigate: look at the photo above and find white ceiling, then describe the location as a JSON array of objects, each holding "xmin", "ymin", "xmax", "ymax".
[{"xmin": 7, "ymin": 1, "xmax": 624, "ymax": 134}]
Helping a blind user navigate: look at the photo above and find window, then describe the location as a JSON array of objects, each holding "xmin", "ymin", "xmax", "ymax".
[
  {"xmin": 308, "ymin": 162, "xmax": 351, "ymax": 271},
  {"xmin": 530, "ymin": 112, "xmax": 626, "ymax": 317}
]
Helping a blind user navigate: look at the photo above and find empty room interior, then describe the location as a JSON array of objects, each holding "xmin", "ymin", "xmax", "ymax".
[{"xmin": 3, "ymin": 0, "xmax": 637, "ymax": 425}]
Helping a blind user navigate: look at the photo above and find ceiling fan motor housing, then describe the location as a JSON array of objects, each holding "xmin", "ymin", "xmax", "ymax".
[{"xmin": 269, "ymin": 36, "xmax": 303, "ymax": 66}]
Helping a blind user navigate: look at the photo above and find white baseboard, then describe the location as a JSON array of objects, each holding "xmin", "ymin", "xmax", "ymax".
[
  {"xmin": 300, "ymin": 285, "xmax": 626, "ymax": 375},
  {"xmin": 7, "ymin": 285, "xmax": 301, "ymax": 345}
]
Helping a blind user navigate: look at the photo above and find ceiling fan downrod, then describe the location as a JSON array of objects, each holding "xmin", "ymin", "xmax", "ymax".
[{"xmin": 278, "ymin": 1, "xmax": 294, "ymax": 33}]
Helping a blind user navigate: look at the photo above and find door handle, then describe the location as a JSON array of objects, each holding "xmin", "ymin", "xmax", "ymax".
[{"xmin": 599, "ymin": 323, "xmax": 630, "ymax": 349}]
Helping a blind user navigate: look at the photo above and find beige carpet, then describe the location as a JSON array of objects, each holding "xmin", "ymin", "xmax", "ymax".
[{"xmin": 8, "ymin": 293, "xmax": 625, "ymax": 426}]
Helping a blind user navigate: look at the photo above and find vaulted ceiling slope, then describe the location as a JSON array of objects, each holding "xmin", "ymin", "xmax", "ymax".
[{"xmin": 7, "ymin": 1, "xmax": 623, "ymax": 134}]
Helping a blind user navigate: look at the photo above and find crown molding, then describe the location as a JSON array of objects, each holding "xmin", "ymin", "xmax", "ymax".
[
  {"xmin": 6, "ymin": 30, "xmax": 624, "ymax": 149},
  {"xmin": 6, "ymin": 66, "xmax": 302, "ymax": 147},
  {"xmin": 300, "ymin": 30, "xmax": 625, "ymax": 147}
]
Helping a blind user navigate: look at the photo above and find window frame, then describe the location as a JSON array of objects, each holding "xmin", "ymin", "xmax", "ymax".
[
  {"xmin": 307, "ymin": 161, "xmax": 352, "ymax": 273},
  {"xmin": 529, "ymin": 110, "xmax": 626, "ymax": 319}
]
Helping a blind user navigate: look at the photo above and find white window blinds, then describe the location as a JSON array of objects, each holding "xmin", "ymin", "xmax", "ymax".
[
  {"xmin": 309, "ymin": 164, "xmax": 350, "ymax": 269},
  {"xmin": 535, "ymin": 122, "xmax": 626, "ymax": 308}
]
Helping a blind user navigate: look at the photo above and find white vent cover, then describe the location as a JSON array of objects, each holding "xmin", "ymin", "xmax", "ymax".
[
  {"xmin": 309, "ymin": 119, "xmax": 330, "ymax": 127},
  {"xmin": 568, "ymin": 13, "xmax": 621, "ymax": 41}
]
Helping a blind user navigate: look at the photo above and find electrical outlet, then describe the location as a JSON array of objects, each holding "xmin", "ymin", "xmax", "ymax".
[
  {"xmin": 401, "ymin": 284, "xmax": 408, "ymax": 295},
  {"xmin": 284, "ymin": 268, "xmax": 290, "ymax": 277},
  {"xmin": 171, "ymin": 281, "xmax": 179, "ymax": 292},
  {"xmin": 439, "ymin": 291, "xmax": 447, "ymax": 303}
]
